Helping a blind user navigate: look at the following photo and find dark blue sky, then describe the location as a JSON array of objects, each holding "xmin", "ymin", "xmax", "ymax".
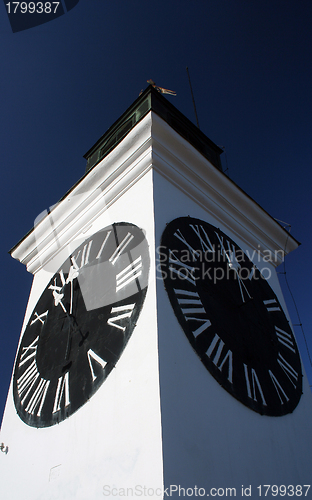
[{"xmin": 1, "ymin": 0, "xmax": 312, "ymax": 422}]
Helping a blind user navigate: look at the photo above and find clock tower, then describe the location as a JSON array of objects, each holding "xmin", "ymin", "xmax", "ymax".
[{"xmin": 1, "ymin": 85, "xmax": 312, "ymax": 499}]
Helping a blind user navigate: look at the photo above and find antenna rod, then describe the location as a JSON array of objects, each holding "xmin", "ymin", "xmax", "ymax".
[{"xmin": 186, "ymin": 66, "xmax": 200, "ymax": 129}]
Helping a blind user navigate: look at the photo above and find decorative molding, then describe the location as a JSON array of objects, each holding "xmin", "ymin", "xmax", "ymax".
[
  {"xmin": 11, "ymin": 115, "xmax": 153, "ymax": 274},
  {"xmin": 11, "ymin": 111, "xmax": 298, "ymax": 274},
  {"xmin": 150, "ymin": 113, "xmax": 298, "ymax": 266}
]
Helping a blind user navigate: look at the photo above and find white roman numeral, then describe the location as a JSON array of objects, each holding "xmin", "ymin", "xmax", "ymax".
[
  {"xmin": 19, "ymin": 336, "xmax": 39, "ymax": 367},
  {"xmin": 72, "ymin": 240, "xmax": 93, "ymax": 269},
  {"xmin": 264, "ymin": 299, "xmax": 281, "ymax": 312},
  {"xmin": 49, "ymin": 279, "xmax": 67, "ymax": 312},
  {"xmin": 59, "ymin": 269, "xmax": 66, "ymax": 286},
  {"xmin": 115, "ymin": 256, "xmax": 142, "ymax": 292},
  {"xmin": 109, "ymin": 232, "xmax": 134, "ymax": 265},
  {"xmin": 81, "ymin": 240, "xmax": 93, "ymax": 267},
  {"xmin": 244, "ymin": 364, "xmax": 267, "ymax": 405},
  {"xmin": 277, "ymin": 353, "xmax": 298, "ymax": 388},
  {"xmin": 190, "ymin": 224, "xmax": 215, "ymax": 254},
  {"xmin": 17, "ymin": 360, "xmax": 39, "ymax": 401},
  {"xmin": 30, "ymin": 311, "xmax": 49, "ymax": 326},
  {"xmin": 275, "ymin": 326, "xmax": 296, "ymax": 353},
  {"xmin": 51, "ymin": 269, "xmax": 67, "ymax": 288},
  {"xmin": 169, "ymin": 250, "xmax": 197, "ymax": 286},
  {"xmin": 269, "ymin": 370, "xmax": 289, "ymax": 404},
  {"xmin": 96, "ymin": 231, "xmax": 112, "ymax": 259},
  {"xmin": 52, "ymin": 372, "xmax": 70, "ymax": 414},
  {"xmin": 174, "ymin": 229, "xmax": 199, "ymax": 260},
  {"xmin": 174, "ymin": 289, "xmax": 211, "ymax": 337},
  {"xmin": 206, "ymin": 334, "xmax": 233, "ymax": 383},
  {"xmin": 24, "ymin": 378, "xmax": 50, "ymax": 416},
  {"xmin": 87, "ymin": 349, "xmax": 107, "ymax": 382},
  {"xmin": 215, "ymin": 232, "xmax": 233, "ymax": 257},
  {"xmin": 17, "ymin": 357, "xmax": 50, "ymax": 417},
  {"xmin": 107, "ymin": 304, "xmax": 135, "ymax": 331},
  {"xmin": 48, "ymin": 282, "xmax": 63, "ymax": 294}
]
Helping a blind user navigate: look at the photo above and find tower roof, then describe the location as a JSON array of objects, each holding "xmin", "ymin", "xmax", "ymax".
[
  {"xmin": 83, "ymin": 84, "xmax": 223, "ymax": 173},
  {"xmin": 9, "ymin": 85, "xmax": 299, "ymax": 269}
]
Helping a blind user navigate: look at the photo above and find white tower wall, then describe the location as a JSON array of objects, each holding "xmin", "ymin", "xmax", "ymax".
[{"xmin": 1, "ymin": 94, "xmax": 311, "ymax": 499}]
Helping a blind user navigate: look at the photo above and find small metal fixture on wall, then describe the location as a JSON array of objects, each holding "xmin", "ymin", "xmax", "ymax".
[{"xmin": 0, "ymin": 443, "xmax": 8, "ymax": 454}]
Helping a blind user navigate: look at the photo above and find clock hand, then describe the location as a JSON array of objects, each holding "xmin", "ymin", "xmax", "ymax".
[
  {"xmin": 63, "ymin": 313, "xmax": 89, "ymax": 365},
  {"xmin": 66, "ymin": 261, "xmax": 80, "ymax": 315},
  {"xmin": 224, "ymin": 249, "xmax": 252, "ymax": 303},
  {"xmin": 64, "ymin": 314, "xmax": 76, "ymax": 362},
  {"xmin": 49, "ymin": 287, "xmax": 67, "ymax": 313},
  {"xmin": 48, "ymin": 274, "xmax": 84, "ymax": 362},
  {"xmin": 48, "ymin": 260, "xmax": 80, "ymax": 314}
]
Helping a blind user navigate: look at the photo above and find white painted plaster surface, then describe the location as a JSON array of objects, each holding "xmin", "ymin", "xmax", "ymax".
[
  {"xmin": 1, "ymin": 112, "xmax": 311, "ymax": 499},
  {"xmin": 1, "ymin": 168, "xmax": 163, "ymax": 500},
  {"xmin": 153, "ymin": 167, "xmax": 312, "ymax": 493}
]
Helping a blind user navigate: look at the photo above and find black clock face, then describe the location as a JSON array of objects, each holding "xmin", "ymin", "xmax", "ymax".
[
  {"xmin": 13, "ymin": 222, "xmax": 149, "ymax": 427},
  {"xmin": 160, "ymin": 217, "xmax": 302, "ymax": 416}
]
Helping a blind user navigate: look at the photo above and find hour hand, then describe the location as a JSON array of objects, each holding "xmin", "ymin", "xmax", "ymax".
[
  {"xmin": 48, "ymin": 284, "xmax": 67, "ymax": 313},
  {"xmin": 64, "ymin": 315, "xmax": 89, "ymax": 364}
]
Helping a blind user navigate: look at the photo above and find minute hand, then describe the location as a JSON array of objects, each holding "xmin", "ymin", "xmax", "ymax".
[
  {"xmin": 225, "ymin": 248, "xmax": 252, "ymax": 303},
  {"xmin": 66, "ymin": 262, "xmax": 80, "ymax": 315}
]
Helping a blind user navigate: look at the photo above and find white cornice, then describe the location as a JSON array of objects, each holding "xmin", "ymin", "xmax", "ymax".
[
  {"xmin": 11, "ymin": 111, "xmax": 298, "ymax": 274},
  {"xmin": 150, "ymin": 113, "xmax": 298, "ymax": 266},
  {"xmin": 11, "ymin": 114, "xmax": 154, "ymax": 274}
]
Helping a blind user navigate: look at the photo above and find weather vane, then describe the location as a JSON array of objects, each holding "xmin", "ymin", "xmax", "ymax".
[{"xmin": 146, "ymin": 80, "xmax": 177, "ymax": 96}]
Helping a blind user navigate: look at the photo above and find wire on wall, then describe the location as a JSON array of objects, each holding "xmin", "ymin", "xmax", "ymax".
[{"xmin": 275, "ymin": 219, "xmax": 312, "ymax": 379}]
